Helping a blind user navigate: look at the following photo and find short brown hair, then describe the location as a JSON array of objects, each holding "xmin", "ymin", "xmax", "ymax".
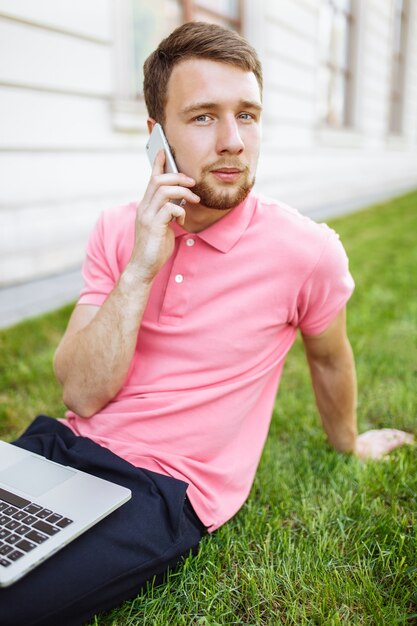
[{"xmin": 143, "ymin": 21, "xmax": 263, "ymax": 124}]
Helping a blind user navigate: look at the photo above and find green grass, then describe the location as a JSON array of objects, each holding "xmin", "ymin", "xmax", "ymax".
[{"xmin": 1, "ymin": 189, "xmax": 417, "ymax": 625}]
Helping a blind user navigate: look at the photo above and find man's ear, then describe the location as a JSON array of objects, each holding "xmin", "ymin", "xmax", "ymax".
[{"xmin": 147, "ymin": 118, "xmax": 157, "ymax": 134}]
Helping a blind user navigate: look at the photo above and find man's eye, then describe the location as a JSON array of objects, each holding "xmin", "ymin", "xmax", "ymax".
[
  {"xmin": 239, "ymin": 113, "xmax": 254, "ymax": 121},
  {"xmin": 194, "ymin": 115, "xmax": 210, "ymax": 123}
]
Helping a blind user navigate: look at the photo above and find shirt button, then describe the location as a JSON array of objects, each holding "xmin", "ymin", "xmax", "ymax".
[
  {"xmin": 175, "ymin": 274, "xmax": 184, "ymax": 284},
  {"xmin": 186, "ymin": 238, "xmax": 195, "ymax": 247}
]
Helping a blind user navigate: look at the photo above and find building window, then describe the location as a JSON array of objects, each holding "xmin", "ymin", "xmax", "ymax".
[
  {"xmin": 118, "ymin": 0, "xmax": 183, "ymax": 102},
  {"xmin": 389, "ymin": 0, "xmax": 409, "ymax": 135},
  {"xmin": 182, "ymin": 0, "xmax": 242, "ymax": 31},
  {"xmin": 115, "ymin": 0, "xmax": 242, "ymax": 103},
  {"xmin": 317, "ymin": 0, "xmax": 355, "ymax": 128}
]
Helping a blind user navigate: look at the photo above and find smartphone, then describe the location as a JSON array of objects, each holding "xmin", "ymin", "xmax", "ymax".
[
  {"xmin": 145, "ymin": 123, "xmax": 185, "ymax": 207},
  {"xmin": 146, "ymin": 123, "xmax": 179, "ymax": 174}
]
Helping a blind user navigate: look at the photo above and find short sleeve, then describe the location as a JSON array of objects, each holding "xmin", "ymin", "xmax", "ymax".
[
  {"xmin": 297, "ymin": 229, "xmax": 355, "ymax": 336},
  {"xmin": 77, "ymin": 213, "xmax": 118, "ymax": 306}
]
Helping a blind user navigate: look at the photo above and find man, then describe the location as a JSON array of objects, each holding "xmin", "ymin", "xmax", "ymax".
[{"xmin": 2, "ymin": 21, "xmax": 412, "ymax": 626}]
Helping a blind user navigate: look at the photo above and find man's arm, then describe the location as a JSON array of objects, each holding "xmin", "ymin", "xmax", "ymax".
[
  {"xmin": 302, "ymin": 307, "xmax": 357, "ymax": 453},
  {"xmin": 53, "ymin": 151, "xmax": 200, "ymax": 418},
  {"xmin": 301, "ymin": 307, "xmax": 413, "ymax": 458},
  {"xmin": 53, "ymin": 274, "xmax": 153, "ymax": 419}
]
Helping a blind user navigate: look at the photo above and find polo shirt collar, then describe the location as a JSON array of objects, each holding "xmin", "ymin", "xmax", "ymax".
[{"xmin": 171, "ymin": 192, "xmax": 256, "ymax": 253}]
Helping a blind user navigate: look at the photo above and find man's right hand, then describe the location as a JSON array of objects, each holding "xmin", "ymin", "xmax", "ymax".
[
  {"xmin": 54, "ymin": 150, "xmax": 200, "ymax": 418},
  {"xmin": 129, "ymin": 149, "xmax": 200, "ymax": 283}
]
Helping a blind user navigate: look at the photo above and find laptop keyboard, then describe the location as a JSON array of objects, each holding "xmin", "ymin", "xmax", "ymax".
[{"xmin": 0, "ymin": 487, "xmax": 73, "ymax": 569}]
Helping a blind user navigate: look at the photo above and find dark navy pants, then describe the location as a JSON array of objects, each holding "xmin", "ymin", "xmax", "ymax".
[{"xmin": 0, "ymin": 416, "xmax": 207, "ymax": 626}]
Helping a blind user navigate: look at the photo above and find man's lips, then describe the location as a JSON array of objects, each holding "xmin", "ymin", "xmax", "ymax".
[{"xmin": 211, "ymin": 168, "xmax": 243, "ymax": 182}]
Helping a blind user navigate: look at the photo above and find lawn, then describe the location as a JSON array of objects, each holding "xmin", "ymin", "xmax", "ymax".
[{"xmin": 1, "ymin": 189, "xmax": 416, "ymax": 625}]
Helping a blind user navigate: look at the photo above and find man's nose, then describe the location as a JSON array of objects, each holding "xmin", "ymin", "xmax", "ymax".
[{"xmin": 216, "ymin": 117, "xmax": 244, "ymax": 155}]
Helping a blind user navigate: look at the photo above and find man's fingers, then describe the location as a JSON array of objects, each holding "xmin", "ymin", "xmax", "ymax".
[
  {"xmin": 362, "ymin": 428, "xmax": 414, "ymax": 445},
  {"xmin": 152, "ymin": 149, "xmax": 166, "ymax": 176},
  {"xmin": 141, "ymin": 185, "xmax": 199, "ymax": 221},
  {"xmin": 141, "ymin": 165, "xmax": 196, "ymax": 209},
  {"xmin": 153, "ymin": 185, "xmax": 199, "ymax": 207},
  {"xmin": 382, "ymin": 428, "xmax": 414, "ymax": 443},
  {"xmin": 355, "ymin": 428, "xmax": 414, "ymax": 460},
  {"xmin": 154, "ymin": 202, "xmax": 186, "ymax": 227}
]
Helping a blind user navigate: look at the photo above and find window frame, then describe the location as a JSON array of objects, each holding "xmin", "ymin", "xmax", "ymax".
[
  {"xmin": 111, "ymin": 0, "xmax": 243, "ymax": 133},
  {"xmin": 317, "ymin": 0, "xmax": 357, "ymax": 131},
  {"xmin": 388, "ymin": 0, "xmax": 410, "ymax": 136}
]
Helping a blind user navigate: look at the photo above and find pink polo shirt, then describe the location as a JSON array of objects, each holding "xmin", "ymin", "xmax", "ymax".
[{"xmin": 63, "ymin": 192, "xmax": 354, "ymax": 531}]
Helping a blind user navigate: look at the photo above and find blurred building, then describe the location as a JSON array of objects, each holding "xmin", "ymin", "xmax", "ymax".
[{"xmin": 0, "ymin": 1, "xmax": 416, "ymax": 303}]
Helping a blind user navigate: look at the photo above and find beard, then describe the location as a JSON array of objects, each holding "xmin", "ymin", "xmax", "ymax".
[
  {"xmin": 170, "ymin": 144, "xmax": 255, "ymax": 210},
  {"xmin": 192, "ymin": 167, "xmax": 256, "ymax": 210}
]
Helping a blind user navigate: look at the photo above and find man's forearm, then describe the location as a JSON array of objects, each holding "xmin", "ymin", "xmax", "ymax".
[
  {"xmin": 54, "ymin": 264, "xmax": 153, "ymax": 418},
  {"xmin": 306, "ymin": 339, "xmax": 358, "ymax": 453}
]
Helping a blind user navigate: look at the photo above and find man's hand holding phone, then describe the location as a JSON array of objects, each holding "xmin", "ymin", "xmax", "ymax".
[{"xmin": 129, "ymin": 148, "xmax": 200, "ymax": 284}]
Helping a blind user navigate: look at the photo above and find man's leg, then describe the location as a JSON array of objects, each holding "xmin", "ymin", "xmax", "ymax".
[{"xmin": 0, "ymin": 416, "xmax": 206, "ymax": 626}]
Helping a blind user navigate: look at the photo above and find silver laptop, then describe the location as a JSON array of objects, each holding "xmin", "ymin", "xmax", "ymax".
[{"xmin": 0, "ymin": 440, "xmax": 131, "ymax": 587}]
